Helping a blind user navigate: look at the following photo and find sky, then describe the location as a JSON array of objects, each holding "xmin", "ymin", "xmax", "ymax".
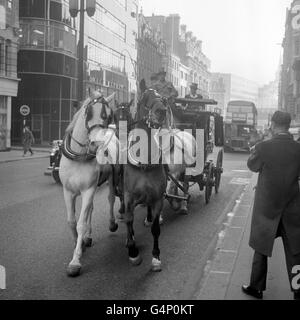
[{"xmin": 140, "ymin": 0, "xmax": 292, "ymax": 86}]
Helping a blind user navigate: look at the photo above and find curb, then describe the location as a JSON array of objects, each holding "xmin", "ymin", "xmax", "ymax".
[
  {"xmin": 185, "ymin": 184, "xmax": 245, "ymax": 299},
  {"xmin": 0, "ymin": 154, "xmax": 48, "ymax": 164},
  {"xmin": 195, "ymin": 174, "xmax": 256, "ymax": 300},
  {"xmin": 11, "ymin": 147, "xmax": 50, "ymax": 153}
]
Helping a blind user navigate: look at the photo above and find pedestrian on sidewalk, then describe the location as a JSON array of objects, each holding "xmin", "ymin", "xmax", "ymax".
[
  {"xmin": 242, "ymin": 111, "xmax": 300, "ymax": 300},
  {"xmin": 22, "ymin": 126, "xmax": 35, "ymax": 157}
]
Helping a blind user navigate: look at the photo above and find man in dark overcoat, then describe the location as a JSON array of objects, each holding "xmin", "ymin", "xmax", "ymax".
[{"xmin": 242, "ymin": 111, "xmax": 300, "ymax": 300}]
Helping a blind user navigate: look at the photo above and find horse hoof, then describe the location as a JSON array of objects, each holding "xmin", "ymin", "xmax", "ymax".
[
  {"xmin": 129, "ymin": 255, "xmax": 143, "ymax": 266},
  {"xmin": 109, "ymin": 222, "xmax": 118, "ymax": 233},
  {"xmin": 67, "ymin": 264, "xmax": 81, "ymax": 277},
  {"xmin": 151, "ymin": 258, "xmax": 162, "ymax": 272},
  {"xmin": 83, "ymin": 237, "xmax": 92, "ymax": 248}
]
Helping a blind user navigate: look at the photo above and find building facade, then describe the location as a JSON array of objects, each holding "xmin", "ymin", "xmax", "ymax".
[
  {"xmin": 85, "ymin": 0, "xmax": 138, "ymax": 106},
  {"xmin": 279, "ymin": 0, "xmax": 300, "ymax": 125},
  {"xmin": 0, "ymin": 0, "xmax": 19, "ymax": 150},
  {"xmin": 257, "ymin": 78, "xmax": 279, "ymax": 129},
  {"xmin": 12, "ymin": 0, "xmax": 138, "ymax": 145},
  {"xmin": 145, "ymin": 14, "xmax": 211, "ymax": 98},
  {"xmin": 210, "ymin": 73, "xmax": 259, "ymax": 117},
  {"xmin": 137, "ymin": 12, "xmax": 167, "ymax": 87},
  {"xmin": 179, "ymin": 62, "xmax": 190, "ymax": 97}
]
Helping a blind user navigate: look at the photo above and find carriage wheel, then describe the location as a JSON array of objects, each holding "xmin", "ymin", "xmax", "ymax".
[
  {"xmin": 214, "ymin": 149, "xmax": 223, "ymax": 194},
  {"xmin": 205, "ymin": 163, "xmax": 214, "ymax": 204}
]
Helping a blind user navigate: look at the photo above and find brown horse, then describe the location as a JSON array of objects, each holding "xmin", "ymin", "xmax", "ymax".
[{"xmin": 123, "ymin": 88, "xmax": 168, "ymax": 272}]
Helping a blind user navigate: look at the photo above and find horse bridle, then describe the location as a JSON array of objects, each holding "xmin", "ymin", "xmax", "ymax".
[
  {"xmin": 84, "ymin": 96, "xmax": 111, "ymax": 134},
  {"xmin": 137, "ymin": 90, "xmax": 167, "ymax": 129},
  {"xmin": 63, "ymin": 96, "xmax": 113, "ymax": 161}
]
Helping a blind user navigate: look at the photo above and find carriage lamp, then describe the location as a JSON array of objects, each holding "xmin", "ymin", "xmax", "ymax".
[{"xmin": 69, "ymin": 0, "xmax": 96, "ymax": 104}]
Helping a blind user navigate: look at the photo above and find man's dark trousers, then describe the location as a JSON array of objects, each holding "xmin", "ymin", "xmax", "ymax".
[{"xmin": 250, "ymin": 220, "xmax": 300, "ymax": 292}]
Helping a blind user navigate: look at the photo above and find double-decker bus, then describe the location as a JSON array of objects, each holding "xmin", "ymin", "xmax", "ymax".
[{"xmin": 224, "ymin": 100, "xmax": 259, "ymax": 152}]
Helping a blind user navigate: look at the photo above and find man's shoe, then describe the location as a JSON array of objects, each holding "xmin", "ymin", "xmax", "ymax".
[
  {"xmin": 242, "ymin": 285, "xmax": 263, "ymax": 299},
  {"xmin": 294, "ymin": 291, "xmax": 300, "ymax": 300}
]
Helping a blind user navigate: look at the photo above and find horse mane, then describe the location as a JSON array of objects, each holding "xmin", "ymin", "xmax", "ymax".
[{"xmin": 65, "ymin": 97, "xmax": 90, "ymax": 134}]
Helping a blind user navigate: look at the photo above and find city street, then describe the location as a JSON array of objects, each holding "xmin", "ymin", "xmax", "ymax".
[{"xmin": 0, "ymin": 152, "xmax": 251, "ymax": 300}]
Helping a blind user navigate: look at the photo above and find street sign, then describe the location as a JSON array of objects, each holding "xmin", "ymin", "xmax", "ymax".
[{"xmin": 20, "ymin": 105, "xmax": 30, "ymax": 117}]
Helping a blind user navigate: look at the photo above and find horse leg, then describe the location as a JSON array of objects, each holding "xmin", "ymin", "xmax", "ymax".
[
  {"xmin": 83, "ymin": 204, "xmax": 93, "ymax": 248},
  {"xmin": 117, "ymin": 168, "xmax": 125, "ymax": 218},
  {"xmin": 67, "ymin": 188, "xmax": 96, "ymax": 277},
  {"xmin": 119, "ymin": 194, "xmax": 125, "ymax": 215},
  {"xmin": 167, "ymin": 178, "xmax": 181, "ymax": 212},
  {"xmin": 124, "ymin": 192, "xmax": 142, "ymax": 266},
  {"xmin": 144, "ymin": 206, "xmax": 153, "ymax": 227},
  {"xmin": 178, "ymin": 171, "xmax": 189, "ymax": 215},
  {"xmin": 151, "ymin": 199, "xmax": 164, "ymax": 272},
  {"xmin": 63, "ymin": 188, "xmax": 77, "ymax": 246},
  {"xmin": 144, "ymin": 206, "xmax": 163, "ymax": 227},
  {"xmin": 108, "ymin": 174, "xmax": 118, "ymax": 232}
]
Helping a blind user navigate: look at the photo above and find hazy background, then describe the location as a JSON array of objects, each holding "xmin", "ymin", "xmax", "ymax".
[{"xmin": 140, "ymin": 0, "xmax": 292, "ymax": 85}]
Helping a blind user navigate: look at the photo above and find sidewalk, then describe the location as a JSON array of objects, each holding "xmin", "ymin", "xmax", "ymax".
[
  {"xmin": 196, "ymin": 173, "xmax": 294, "ymax": 300},
  {"xmin": 0, "ymin": 147, "xmax": 49, "ymax": 163}
]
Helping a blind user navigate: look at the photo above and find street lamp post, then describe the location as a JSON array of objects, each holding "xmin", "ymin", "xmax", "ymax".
[{"xmin": 69, "ymin": 0, "xmax": 96, "ymax": 104}]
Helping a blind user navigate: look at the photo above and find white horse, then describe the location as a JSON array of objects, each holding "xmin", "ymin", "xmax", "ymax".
[
  {"xmin": 59, "ymin": 91, "xmax": 119, "ymax": 277},
  {"xmin": 157, "ymin": 127, "xmax": 196, "ymax": 215}
]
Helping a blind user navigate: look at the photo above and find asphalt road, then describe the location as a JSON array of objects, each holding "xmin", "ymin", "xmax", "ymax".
[{"xmin": 0, "ymin": 151, "xmax": 251, "ymax": 300}]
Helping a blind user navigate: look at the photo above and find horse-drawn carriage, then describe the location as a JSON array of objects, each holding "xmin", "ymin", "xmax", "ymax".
[
  {"xmin": 165, "ymin": 97, "xmax": 224, "ymax": 205},
  {"xmin": 55, "ymin": 88, "xmax": 224, "ymax": 277}
]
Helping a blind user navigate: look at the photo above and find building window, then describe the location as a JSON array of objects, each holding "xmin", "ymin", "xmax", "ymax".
[
  {"xmin": 114, "ymin": 0, "xmax": 127, "ymax": 10},
  {"xmin": 92, "ymin": 4, "xmax": 126, "ymax": 41},
  {"xmin": 20, "ymin": 0, "xmax": 46, "ymax": 19},
  {"xmin": 5, "ymin": 41, "xmax": 8, "ymax": 75},
  {"xmin": 295, "ymin": 38, "xmax": 300, "ymax": 56},
  {"xmin": 50, "ymin": 0, "xmax": 72, "ymax": 26},
  {"xmin": 19, "ymin": 21, "xmax": 77, "ymax": 57},
  {"xmin": 0, "ymin": 42, "xmax": 2, "ymax": 74},
  {"xmin": 88, "ymin": 37, "xmax": 125, "ymax": 73}
]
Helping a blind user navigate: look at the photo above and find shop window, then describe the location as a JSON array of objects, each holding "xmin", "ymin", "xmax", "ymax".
[
  {"xmin": 50, "ymin": 100, "xmax": 60, "ymax": 121},
  {"xmin": 60, "ymin": 121, "xmax": 69, "ymax": 137},
  {"xmin": 61, "ymin": 100, "xmax": 70, "ymax": 120},
  {"xmin": 50, "ymin": 121, "xmax": 59, "ymax": 140},
  {"xmin": 43, "ymin": 100, "xmax": 51, "ymax": 115},
  {"xmin": 64, "ymin": 55, "xmax": 76, "ymax": 77},
  {"xmin": 45, "ymin": 52, "xmax": 63, "ymax": 75},
  {"xmin": 18, "ymin": 50, "xmax": 44, "ymax": 73}
]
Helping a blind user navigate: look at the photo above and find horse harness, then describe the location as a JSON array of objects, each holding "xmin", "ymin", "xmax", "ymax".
[{"xmin": 62, "ymin": 96, "xmax": 113, "ymax": 162}]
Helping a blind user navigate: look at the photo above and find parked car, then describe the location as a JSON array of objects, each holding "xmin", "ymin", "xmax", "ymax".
[{"xmin": 44, "ymin": 140, "xmax": 62, "ymax": 184}]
